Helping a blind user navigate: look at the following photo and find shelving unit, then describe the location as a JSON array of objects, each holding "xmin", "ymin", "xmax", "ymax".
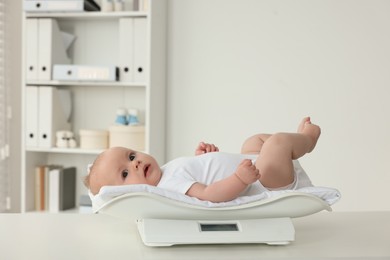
[{"xmin": 21, "ymin": 0, "xmax": 167, "ymax": 213}]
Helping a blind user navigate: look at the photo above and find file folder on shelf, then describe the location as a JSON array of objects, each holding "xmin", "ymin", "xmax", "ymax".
[
  {"xmin": 119, "ymin": 18, "xmax": 134, "ymax": 82},
  {"xmin": 38, "ymin": 19, "xmax": 71, "ymax": 81},
  {"xmin": 25, "ymin": 86, "xmax": 39, "ymax": 147},
  {"xmin": 24, "ymin": 0, "xmax": 100, "ymax": 12},
  {"xmin": 38, "ymin": 86, "xmax": 71, "ymax": 148},
  {"xmin": 118, "ymin": 17, "xmax": 147, "ymax": 83},
  {"xmin": 53, "ymin": 64, "xmax": 119, "ymax": 81},
  {"xmin": 26, "ymin": 18, "xmax": 71, "ymax": 82},
  {"xmin": 26, "ymin": 19, "xmax": 39, "ymax": 81},
  {"xmin": 133, "ymin": 18, "xmax": 147, "ymax": 83}
]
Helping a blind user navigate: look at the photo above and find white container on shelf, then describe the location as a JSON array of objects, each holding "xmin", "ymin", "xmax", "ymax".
[
  {"xmin": 109, "ymin": 125, "xmax": 145, "ymax": 151},
  {"xmin": 79, "ymin": 129, "xmax": 109, "ymax": 149}
]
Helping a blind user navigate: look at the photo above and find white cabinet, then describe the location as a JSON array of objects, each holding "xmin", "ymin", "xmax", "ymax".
[{"xmin": 21, "ymin": 1, "xmax": 167, "ymax": 213}]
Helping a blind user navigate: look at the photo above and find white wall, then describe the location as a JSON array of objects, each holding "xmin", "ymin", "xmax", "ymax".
[{"xmin": 166, "ymin": 0, "xmax": 390, "ymax": 211}]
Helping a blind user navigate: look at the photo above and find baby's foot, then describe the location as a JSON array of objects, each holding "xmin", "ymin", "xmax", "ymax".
[
  {"xmin": 297, "ymin": 116, "xmax": 311, "ymax": 133},
  {"xmin": 297, "ymin": 117, "xmax": 321, "ymax": 152}
]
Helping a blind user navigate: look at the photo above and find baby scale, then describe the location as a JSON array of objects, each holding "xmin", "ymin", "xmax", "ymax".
[{"xmin": 94, "ymin": 187, "xmax": 337, "ymax": 247}]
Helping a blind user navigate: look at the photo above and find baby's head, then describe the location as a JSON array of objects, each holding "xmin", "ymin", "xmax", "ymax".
[{"xmin": 84, "ymin": 146, "xmax": 162, "ymax": 195}]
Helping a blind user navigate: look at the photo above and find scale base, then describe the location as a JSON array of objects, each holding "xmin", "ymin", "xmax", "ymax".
[{"xmin": 136, "ymin": 218, "xmax": 295, "ymax": 247}]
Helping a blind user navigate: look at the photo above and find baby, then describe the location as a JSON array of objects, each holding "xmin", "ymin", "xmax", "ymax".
[{"xmin": 84, "ymin": 117, "xmax": 321, "ymax": 202}]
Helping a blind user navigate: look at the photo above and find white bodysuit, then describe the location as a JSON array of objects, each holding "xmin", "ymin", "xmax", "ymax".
[{"xmin": 157, "ymin": 152, "xmax": 313, "ymax": 196}]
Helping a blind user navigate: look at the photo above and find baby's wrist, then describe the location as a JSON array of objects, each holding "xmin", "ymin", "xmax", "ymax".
[{"xmin": 234, "ymin": 172, "xmax": 249, "ymax": 186}]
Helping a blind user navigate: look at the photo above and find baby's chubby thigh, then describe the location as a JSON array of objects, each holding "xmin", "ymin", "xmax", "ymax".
[{"xmin": 252, "ymin": 154, "xmax": 295, "ymax": 189}]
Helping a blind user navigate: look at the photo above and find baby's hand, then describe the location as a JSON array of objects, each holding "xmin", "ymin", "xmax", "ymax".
[
  {"xmin": 234, "ymin": 159, "xmax": 261, "ymax": 185},
  {"xmin": 195, "ymin": 142, "xmax": 219, "ymax": 155}
]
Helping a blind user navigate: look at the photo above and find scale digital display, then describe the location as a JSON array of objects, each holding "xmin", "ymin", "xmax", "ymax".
[{"xmin": 199, "ymin": 223, "xmax": 239, "ymax": 232}]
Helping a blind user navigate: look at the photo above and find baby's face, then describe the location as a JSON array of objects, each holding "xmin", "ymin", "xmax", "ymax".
[{"xmin": 91, "ymin": 147, "xmax": 162, "ymax": 194}]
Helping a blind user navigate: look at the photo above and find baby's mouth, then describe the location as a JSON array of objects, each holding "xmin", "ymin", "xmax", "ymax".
[{"xmin": 144, "ymin": 164, "xmax": 150, "ymax": 177}]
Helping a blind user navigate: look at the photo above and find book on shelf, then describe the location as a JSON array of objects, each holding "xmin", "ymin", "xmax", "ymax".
[
  {"xmin": 35, "ymin": 165, "xmax": 76, "ymax": 212},
  {"xmin": 49, "ymin": 166, "xmax": 77, "ymax": 212},
  {"xmin": 35, "ymin": 164, "xmax": 62, "ymax": 211}
]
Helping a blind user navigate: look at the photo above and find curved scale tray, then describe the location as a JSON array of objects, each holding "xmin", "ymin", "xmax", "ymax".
[{"xmin": 97, "ymin": 191, "xmax": 331, "ymax": 221}]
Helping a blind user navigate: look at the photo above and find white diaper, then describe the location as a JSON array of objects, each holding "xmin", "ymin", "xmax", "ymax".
[{"xmin": 247, "ymin": 157, "xmax": 312, "ymax": 193}]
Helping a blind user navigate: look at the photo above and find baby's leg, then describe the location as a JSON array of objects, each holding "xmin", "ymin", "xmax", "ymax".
[{"xmin": 256, "ymin": 117, "xmax": 321, "ymax": 189}]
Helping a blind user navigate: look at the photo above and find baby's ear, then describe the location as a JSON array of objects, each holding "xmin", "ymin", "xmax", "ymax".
[
  {"xmin": 84, "ymin": 163, "xmax": 94, "ymax": 188},
  {"xmin": 87, "ymin": 163, "xmax": 93, "ymax": 174},
  {"xmin": 83, "ymin": 174, "xmax": 90, "ymax": 188}
]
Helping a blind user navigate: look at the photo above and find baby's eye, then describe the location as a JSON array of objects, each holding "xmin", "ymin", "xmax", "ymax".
[
  {"xmin": 122, "ymin": 170, "xmax": 128, "ymax": 179},
  {"xmin": 129, "ymin": 153, "xmax": 136, "ymax": 161}
]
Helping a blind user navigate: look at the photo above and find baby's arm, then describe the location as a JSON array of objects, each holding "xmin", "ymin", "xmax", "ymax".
[
  {"xmin": 195, "ymin": 141, "xmax": 219, "ymax": 155},
  {"xmin": 186, "ymin": 159, "xmax": 260, "ymax": 202}
]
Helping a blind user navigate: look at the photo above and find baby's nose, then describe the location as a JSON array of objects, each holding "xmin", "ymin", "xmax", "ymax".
[{"xmin": 134, "ymin": 160, "xmax": 141, "ymax": 169}]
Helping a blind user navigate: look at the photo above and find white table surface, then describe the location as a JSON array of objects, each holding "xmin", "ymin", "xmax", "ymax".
[{"xmin": 0, "ymin": 211, "xmax": 389, "ymax": 260}]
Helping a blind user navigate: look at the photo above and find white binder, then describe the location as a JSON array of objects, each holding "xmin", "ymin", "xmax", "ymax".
[
  {"xmin": 119, "ymin": 17, "xmax": 147, "ymax": 83},
  {"xmin": 26, "ymin": 19, "xmax": 39, "ymax": 81},
  {"xmin": 38, "ymin": 19, "xmax": 71, "ymax": 81},
  {"xmin": 24, "ymin": 1, "xmax": 84, "ymax": 12},
  {"xmin": 133, "ymin": 18, "xmax": 147, "ymax": 83},
  {"xmin": 119, "ymin": 18, "xmax": 134, "ymax": 82},
  {"xmin": 24, "ymin": 0, "xmax": 100, "ymax": 12},
  {"xmin": 53, "ymin": 64, "xmax": 119, "ymax": 81},
  {"xmin": 38, "ymin": 86, "xmax": 71, "ymax": 148},
  {"xmin": 25, "ymin": 86, "xmax": 39, "ymax": 147}
]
